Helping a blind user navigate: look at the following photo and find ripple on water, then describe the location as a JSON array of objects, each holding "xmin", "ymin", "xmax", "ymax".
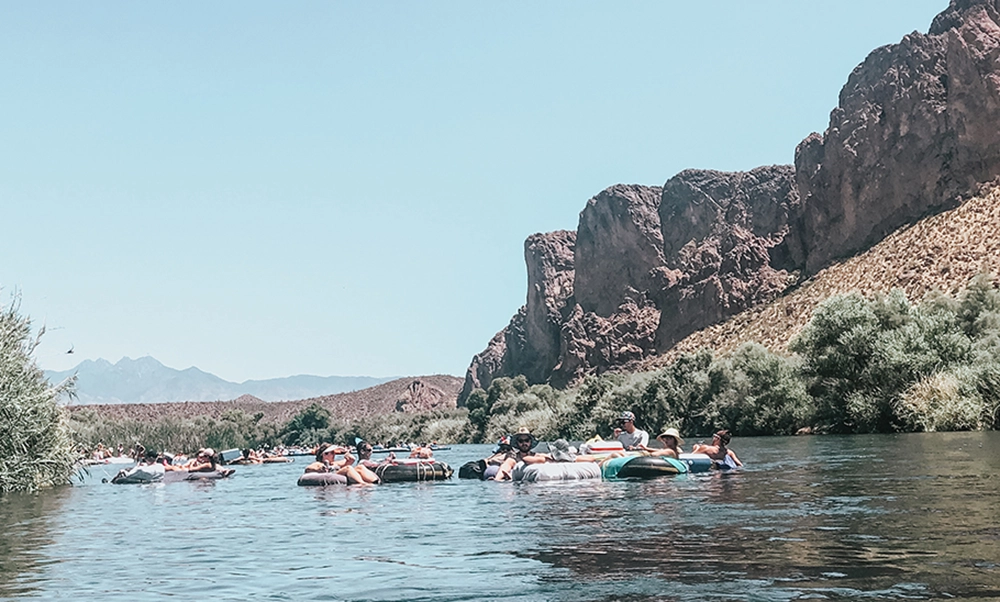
[{"xmin": 2, "ymin": 436, "xmax": 1000, "ymax": 601}]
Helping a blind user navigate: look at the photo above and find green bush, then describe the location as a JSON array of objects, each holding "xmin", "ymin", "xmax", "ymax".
[
  {"xmin": 708, "ymin": 343, "xmax": 812, "ymax": 435},
  {"xmin": 0, "ymin": 300, "xmax": 77, "ymax": 492}
]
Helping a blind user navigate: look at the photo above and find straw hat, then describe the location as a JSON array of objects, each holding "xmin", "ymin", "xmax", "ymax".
[{"xmin": 656, "ymin": 428, "xmax": 684, "ymax": 446}]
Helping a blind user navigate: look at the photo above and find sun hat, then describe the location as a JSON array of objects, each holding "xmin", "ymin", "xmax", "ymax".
[
  {"xmin": 618, "ymin": 411, "xmax": 636, "ymax": 423},
  {"xmin": 199, "ymin": 448, "xmax": 215, "ymax": 458},
  {"xmin": 656, "ymin": 428, "xmax": 684, "ymax": 446},
  {"xmin": 511, "ymin": 427, "xmax": 538, "ymax": 449},
  {"xmin": 548, "ymin": 439, "xmax": 577, "ymax": 462}
]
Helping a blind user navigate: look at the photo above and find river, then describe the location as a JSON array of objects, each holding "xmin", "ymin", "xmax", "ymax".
[{"xmin": 1, "ymin": 432, "xmax": 998, "ymax": 601}]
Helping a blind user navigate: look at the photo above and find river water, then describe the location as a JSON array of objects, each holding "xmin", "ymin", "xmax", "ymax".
[{"xmin": 1, "ymin": 432, "xmax": 999, "ymax": 601}]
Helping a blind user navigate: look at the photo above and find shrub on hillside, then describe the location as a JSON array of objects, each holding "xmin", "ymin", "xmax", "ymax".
[
  {"xmin": 791, "ymin": 290, "xmax": 970, "ymax": 432},
  {"xmin": 280, "ymin": 403, "xmax": 331, "ymax": 446}
]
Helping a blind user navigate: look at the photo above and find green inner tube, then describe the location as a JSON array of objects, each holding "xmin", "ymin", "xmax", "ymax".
[{"xmin": 603, "ymin": 455, "xmax": 686, "ymax": 480}]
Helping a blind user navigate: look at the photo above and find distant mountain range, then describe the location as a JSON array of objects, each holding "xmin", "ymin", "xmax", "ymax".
[{"xmin": 45, "ymin": 356, "xmax": 394, "ymax": 404}]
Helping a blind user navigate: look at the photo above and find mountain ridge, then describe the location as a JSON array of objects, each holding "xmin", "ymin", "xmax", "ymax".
[{"xmin": 46, "ymin": 356, "xmax": 397, "ymax": 404}]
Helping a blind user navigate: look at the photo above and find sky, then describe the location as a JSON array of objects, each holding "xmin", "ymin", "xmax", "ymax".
[{"xmin": 1, "ymin": 1, "xmax": 946, "ymax": 382}]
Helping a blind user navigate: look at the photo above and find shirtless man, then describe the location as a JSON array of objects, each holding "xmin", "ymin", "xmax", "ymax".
[{"xmin": 691, "ymin": 429, "xmax": 743, "ymax": 467}]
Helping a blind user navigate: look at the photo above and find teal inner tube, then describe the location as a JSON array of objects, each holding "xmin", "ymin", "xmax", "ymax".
[
  {"xmin": 603, "ymin": 455, "xmax": 686, "ymax": 480},
  {"xmin": 374, "ymin": 461, "xmax": 453, "ymax": 483}
]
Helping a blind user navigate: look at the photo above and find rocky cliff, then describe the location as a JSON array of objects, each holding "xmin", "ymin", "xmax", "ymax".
[{"xmin": 461, "ymin": 0, "xmax": 1000, "ymax": 403}]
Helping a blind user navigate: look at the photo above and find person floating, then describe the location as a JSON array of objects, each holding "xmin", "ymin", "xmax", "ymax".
[
  {"xmin": 304, "ymin": 444, "xmax": 380, "ymax": 485},
  {"xmin": 639, "ymin": 427, "xmax": 684, "ymax": 458},
  {"xmin": 492, "ymin": 427, "xmax": 549, "ymax": 481},
  {"xmin": 691, "ymin": 429, "xmax": 743, "ymax": 468},
  {"xmin": 613, "ymin": 411, "xmax": 649, "ymax": 450}
]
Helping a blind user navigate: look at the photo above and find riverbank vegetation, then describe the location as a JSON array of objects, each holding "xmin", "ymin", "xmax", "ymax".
[
  {"xmin": 462, "ymin": 275, "xmax": 1000, "ymax": 442},
  {"xmin": 69, "ymin": 401, "xmax": 470, "ymax": 454},
  {"xmin": 67, "ymin": 276, "xmax": 1000, "ymax": 453},
  {"xmin": 0, "ymin": 299, "xmax": 77, "ymax": 492}
]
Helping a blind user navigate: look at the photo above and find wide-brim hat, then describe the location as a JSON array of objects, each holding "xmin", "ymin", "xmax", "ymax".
[
  {"xmin": 656, "ymin": 428, "xmax": 684, "ymax": 446},
  {"xmin": 511, "ymin": 427, "xmax": 538, "ymax": 449}
]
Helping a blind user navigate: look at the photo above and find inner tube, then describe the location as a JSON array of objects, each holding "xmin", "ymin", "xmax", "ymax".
[
  {"xmin": 166, "ymin": 468, "xmax": 235, "ymax": 483},
  {"xmin": 678, "ymin": 453, "xmax": 715, "ymax": 473},
  {"xmin": 111, "ymin": 466, "xmax": 236, "ymax": 484},
  {"xmin": 512, "ymin": 461, "xmax": 602, "ymax": 482},
  {"xmin": 374, "ymin": 461, "xmax": 453, "ymax": 483},
  {"xmin": 297, "ymin": 472, "xmax": 349, "ymax": 486},
  {"xmin": 458, "ymin": 460, "xmax": 485, "ymax": 479},
  {"xmin": 262, "ymin": 456, "xmax": 293, "ymax": 463},
  {"xmin": 601, "ymin": 453, "xmax": 719, "ymax": 479},
  {"xmin": 612, "ymin": 455, "xmax": 686, "ymax": 479},
  {"xmin": 110, "ymin": 464, "xmax": 164, "ymax": 484}
]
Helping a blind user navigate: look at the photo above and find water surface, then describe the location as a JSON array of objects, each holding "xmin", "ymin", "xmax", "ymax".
[{"xmin": 1, "ymin": 432, "xmax": 998, "ymax": 601}]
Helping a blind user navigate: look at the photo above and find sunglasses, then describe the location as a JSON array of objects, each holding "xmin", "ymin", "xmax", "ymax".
[{"xmin": 515, "ymin": 437, "xmax": 532, "ymax": 444}]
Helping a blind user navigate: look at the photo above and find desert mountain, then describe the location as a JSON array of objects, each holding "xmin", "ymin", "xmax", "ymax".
[
  {"xmin": 67, "ymin": 375, "xmax": 464, "ymax": 424},
  {"xmin": 47, "ymin": 356, "xmax": 394, "ymax": 404},
  {"xmin": 462, "ymin": 0, "xmax": 1000, "ymax": 402}
]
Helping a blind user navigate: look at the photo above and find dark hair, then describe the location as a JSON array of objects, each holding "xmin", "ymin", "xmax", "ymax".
[
  {"xmin": 716, "ymin": 430, "xmax": 732, "ymax": 446},
  {"xmin": 315, "ymin": 443, "xmax": 332, "ymax": 463}
]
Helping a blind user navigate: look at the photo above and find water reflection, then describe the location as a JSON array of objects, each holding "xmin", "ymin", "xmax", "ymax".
[
  {"xmin": 0, "ymin": 486, "xmax": 71, "ymax": 598},
  {"xmin": 1, "ymin": 436, "xmax": 999, "ymax": 601},
  {"xmin": 511, "ymin": 435, "xmax": 1000, "ymax": 601}
]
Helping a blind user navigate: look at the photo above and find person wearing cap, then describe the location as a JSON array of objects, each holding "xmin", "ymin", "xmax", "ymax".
[
  {"xmin": 691, "ymin": 429, "xmax": 743, "ymax": 467},
  {"xmin": 304, "ymin": 443, "xmax": 379, "ymax": 484},
  {"xmin": 492, "ymin": 427, "xmax": 549, "ymax": 481},
  {"xmin": 639, "ymin": 427, "xmax": 684, "ymax": 458},
  {"xmin": 613, "ymin": 411, "xmax": 649, "ymax": 451}
]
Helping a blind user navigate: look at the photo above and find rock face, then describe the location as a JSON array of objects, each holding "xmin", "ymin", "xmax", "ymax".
[
  {"xmin": 459, "ymin": 232, "xmax": 575, "ymax": 402},
  {"xmin": 460, "ymin": 0, "xmax": 1000, "ymax": 402},
  {"xmin": 574, "ymin": 184, "xmax": 664, "ymax": 317},
  {"xmin": 788, "ymin": 0, "xmax": 1000, "ymax": 272},
  {"xmin": 394, "ymin": 379, "xmax": 454, "ymax": 413},
  {"xmin": 654, "ymin": 167, "xmax": 799, "ymax": 350}
]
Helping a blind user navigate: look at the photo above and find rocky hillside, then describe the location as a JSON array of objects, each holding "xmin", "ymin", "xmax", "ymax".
[
  {"xmin": 462, "ymin": 0, "xmax": 1000, "ymax": 402},
  {"xmin": 68, "ymin": 375, "xmax": 463, "ymax": 425},
  {"xmin": 652, "ymin": 182, "xmax": 1000, "ymax": 365}
]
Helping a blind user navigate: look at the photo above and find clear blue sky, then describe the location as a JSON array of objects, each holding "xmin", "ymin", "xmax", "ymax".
[{"xmin": 2, "ymin": 1, "xmax": 945, "ymax": 382}]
